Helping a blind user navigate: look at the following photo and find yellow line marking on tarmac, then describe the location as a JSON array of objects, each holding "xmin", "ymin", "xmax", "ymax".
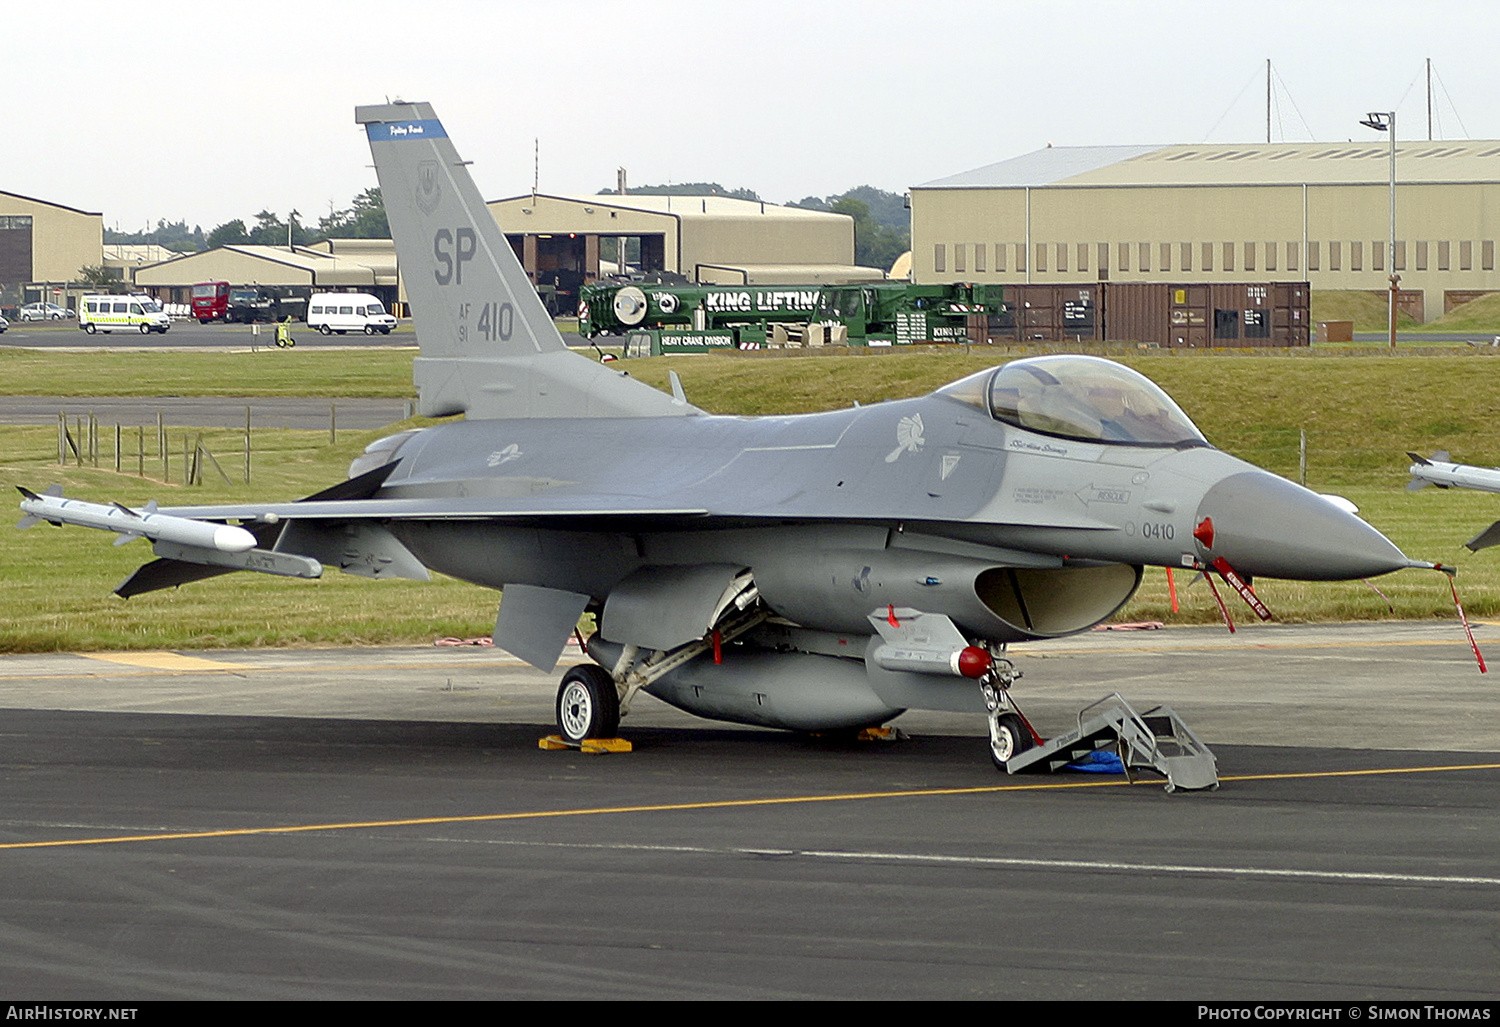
[
  {"xmin": 78, "ymin": 652, "xmax": 255, "ymax": 671},
  {"xmin": 3, "ymin": 761, "xmax": 1497, "ymax": 852}
]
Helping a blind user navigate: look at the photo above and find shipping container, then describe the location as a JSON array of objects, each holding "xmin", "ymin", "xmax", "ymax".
[{"xmin": 985, "ymin": 282, "xmax": 1310, "ymax": 347}]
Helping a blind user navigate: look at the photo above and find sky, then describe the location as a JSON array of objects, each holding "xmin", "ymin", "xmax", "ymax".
[{"xmin": 9, "ymin": 0, "xmax": 1499, "ymax": 235}]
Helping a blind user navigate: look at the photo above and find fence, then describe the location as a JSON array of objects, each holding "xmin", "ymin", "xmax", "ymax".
[{"xmin": 53, "ymin": 402, "xmax": 352, "ymax": 486}]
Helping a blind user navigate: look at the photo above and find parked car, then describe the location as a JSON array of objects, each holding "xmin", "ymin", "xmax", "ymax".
[
  {"xmin": 18, "ymin": 302, "xmax": 73, "ymax": 321},
  {"xmin": 0, "ymin": 315, "xmax": 9, "ymax": 333}
]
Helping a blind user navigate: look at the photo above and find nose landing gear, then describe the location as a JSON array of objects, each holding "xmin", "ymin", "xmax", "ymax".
[{"xmin": 978, "ymin": 654, "xmax": 1038, "ymax": 770}]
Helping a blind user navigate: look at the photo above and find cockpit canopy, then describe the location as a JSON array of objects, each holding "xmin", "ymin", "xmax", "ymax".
[{"xmin": 937, "ymin": 355, "xmax": 1208, "ymax": 448}]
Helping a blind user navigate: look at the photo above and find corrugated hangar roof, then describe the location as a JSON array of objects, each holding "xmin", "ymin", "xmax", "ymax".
[
  {"xmin": 497, "ymin": 193, "xmax": 844, "ymax": 221},
  {"xmin": 919, "ymin": 141, "xmax": 1500, "ymax": 189},
  {"xmin": 135, "ymin": 243, "xmax": 396, "ymax": 287},
  {"xmin": 0, "ymin": 188, "xmax": 101, "ymax": 216},
  {"xmin": 918, "ymin": 146, "xmax": 1160, "ymax": 188}
]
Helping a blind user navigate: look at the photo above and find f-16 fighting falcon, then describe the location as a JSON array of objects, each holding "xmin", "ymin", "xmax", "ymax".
[{"xmin": 17, "ymin": 102, "xmax": 1437, "ymax": 779}]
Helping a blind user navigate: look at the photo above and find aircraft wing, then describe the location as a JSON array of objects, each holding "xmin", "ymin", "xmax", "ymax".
[{"xmin": 154, "ymin": 494, "xmax": 713, "ymax": 523}]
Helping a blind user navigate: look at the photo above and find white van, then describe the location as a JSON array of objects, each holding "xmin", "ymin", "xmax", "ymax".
[
  {"xmin": 78, "ymin": 294, "xmax": 171, "ymax": 335},
  {"xmin": 306, "ymin": 293, "xmax": 397, "ymax": 335}
]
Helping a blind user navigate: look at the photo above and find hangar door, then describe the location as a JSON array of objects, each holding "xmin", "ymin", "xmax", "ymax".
[{"xmin": 507, "ymin": 232, "xmax": 667, "ymax": 315}]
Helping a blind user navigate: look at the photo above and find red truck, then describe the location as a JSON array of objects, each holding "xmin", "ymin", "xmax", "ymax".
[
  {"xmin": 191, "ymin": 281, "xmax": 307, "ymax": 324},
  {"xmin": 190, "ymin": 281, "xmax": 231, "ymax": 323}
]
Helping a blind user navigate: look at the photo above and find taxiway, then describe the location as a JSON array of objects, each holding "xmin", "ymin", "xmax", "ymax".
[{"xmin": 0, "ymin": 621, "xmax": 1496, "ymax": 999}]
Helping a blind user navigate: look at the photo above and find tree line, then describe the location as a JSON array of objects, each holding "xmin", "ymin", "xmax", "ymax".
[
  {"xmin": 600, "ymin": 183, "xmax": 912, "ymax": 272},
  {"xmin": 104, "ymin": 188, "xmax": 389, "ymax": 253},
  {"xmin": 110, "ymin": 180, "xmax": 911, "ymax": 271}
]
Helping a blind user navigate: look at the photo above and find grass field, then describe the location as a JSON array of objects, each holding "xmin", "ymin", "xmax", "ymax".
[
  {"xmin": 1310, "ymin": 289, "xmax": 1500, "ymax": 337},
  {"xmin": 6, "ymin": 345, "xmax": 1500, "ymax": 652}
]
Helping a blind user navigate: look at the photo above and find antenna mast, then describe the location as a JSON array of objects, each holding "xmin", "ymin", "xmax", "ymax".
[{"xmin": 1427, "ymin": 57, "xmax": 1433, "ymax": 140}]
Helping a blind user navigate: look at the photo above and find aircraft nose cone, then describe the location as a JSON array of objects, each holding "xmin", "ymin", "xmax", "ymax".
[{"xmin": 1194, "ymin": 471, "xmax": 1413, "ymax": 581}]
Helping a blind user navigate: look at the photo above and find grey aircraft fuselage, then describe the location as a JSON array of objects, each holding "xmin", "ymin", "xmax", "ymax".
[{"xmin": 370, "ymin": 397, "xmax": 1407, "ymax": 587}]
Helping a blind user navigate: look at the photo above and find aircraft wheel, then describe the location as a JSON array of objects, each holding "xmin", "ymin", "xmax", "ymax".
[
  {"xmin": 556, "ymin": 664, "xmax": 620, "ymax": 743},
  {"xmin": 989, "ymin": 713, "xmax": 1033, "ymax": 771}
]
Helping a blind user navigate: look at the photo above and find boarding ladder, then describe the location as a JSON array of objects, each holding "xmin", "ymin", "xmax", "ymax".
[{"xmin": 1005, "ymin": 692, "xmax": 1219, "ymax": 792}]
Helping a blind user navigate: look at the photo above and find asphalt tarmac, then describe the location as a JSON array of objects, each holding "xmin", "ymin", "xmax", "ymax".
[
  {"xmin": 0, "ymin": 318, "xmax": 586, "ymax": 351},
  {"xmin": 0, "ymin": 319, "xmax": 415, "ymax": 350},
  {"xmin": 1, "ymin": 621, "xmax": 1497, "ymax": 1000}
]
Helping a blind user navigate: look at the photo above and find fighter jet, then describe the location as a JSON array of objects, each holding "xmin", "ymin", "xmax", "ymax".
[
  {"xmin": 1407, "ymin": 451, "xmax": 1500, "ymax": 551},
  {"xmin": 17, "ymin": 102, "xmax": 1434, "ymax": 770}
]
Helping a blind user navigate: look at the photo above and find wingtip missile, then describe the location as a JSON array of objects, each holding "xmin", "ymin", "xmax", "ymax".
[
  {"xmin": 1404, "ymin": 452, "xmax": 1500, "ymax": 494},
  {"xmin": 16, "ymin": 488, "xmax": 257, "ymax": 553}
]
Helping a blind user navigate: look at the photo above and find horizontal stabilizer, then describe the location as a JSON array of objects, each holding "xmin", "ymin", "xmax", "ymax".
[
  {"xmin": 299, "ymin": 460, "xmax": 400, "ymax": 503},
  {"xmin": 116, "ymin": 560, "xmax": 239, "ymax": 598},
  {"xmin": 1465, "ymin": 520, "xmax": 1500, "ymax": 553}
]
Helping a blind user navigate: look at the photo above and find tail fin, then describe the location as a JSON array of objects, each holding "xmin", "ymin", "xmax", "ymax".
[{"xmin": 356, "ymin": 101, "xmax": 693, "ymax": 420}]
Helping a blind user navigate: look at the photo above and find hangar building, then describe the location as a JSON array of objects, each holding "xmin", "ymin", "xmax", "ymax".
[
  {"xmin": 0, "ymin": 190, "xmax": 103, "ymax": 309},
  {"xmin": 134, "ymin": 239, "xmax": 399, "ymax": 306},
  {"xmin": 911, "ymin": 141, "xmax": 1500, "ymax": 323},
  {"xmin": 487, "ymin": 193, "xmax": 878, "ymax": 314}
]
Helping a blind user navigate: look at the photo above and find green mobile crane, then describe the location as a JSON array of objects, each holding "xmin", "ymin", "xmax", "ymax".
[{"xmin": 578, "ymin": 280, "xmax": 1004, "ymax": 354}]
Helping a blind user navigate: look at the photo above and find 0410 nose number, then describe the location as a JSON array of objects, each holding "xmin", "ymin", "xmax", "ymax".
[{"xmin": 1142, "ymin": 521, "xmax": 1175, "ymax": 540}]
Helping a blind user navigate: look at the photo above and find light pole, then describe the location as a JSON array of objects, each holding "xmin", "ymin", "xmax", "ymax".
[{"xmin": 1360, "ymin": 112, "xmax": 1398, "ymax": 349}]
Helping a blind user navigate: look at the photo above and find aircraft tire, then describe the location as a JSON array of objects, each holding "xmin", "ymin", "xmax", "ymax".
[
  {"xmin": 989, "ymin": 713, "xmax": 1033, "ymax": 771},
  {"xmin": 556, "ymin": 664, "xmax": 620, "ymax": 742}
]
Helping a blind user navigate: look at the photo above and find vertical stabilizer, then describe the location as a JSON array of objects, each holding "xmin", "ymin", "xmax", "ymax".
[{"xmin": 356, "ymin": 101, "xmax": 693, "ymax": 419}]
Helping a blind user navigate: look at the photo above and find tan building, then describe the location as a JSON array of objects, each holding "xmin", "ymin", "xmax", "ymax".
[
  {"xmin": 103, "ymin": 244, "xmax": 183, "ymax": 285},
  {"xmin": 134, "ymin": 239, "xmax": 399, "ymax": 305},
  {"xmin": 911, "ymin": 141, "xmax": 1500, "ymax": 322},
  {"xmin": 0, "ymin": 190, "xmax": 103, "ymax": 308},
  {"xmin": 486, "ymin": 193, "xmax": 876, "ymax": 314}
]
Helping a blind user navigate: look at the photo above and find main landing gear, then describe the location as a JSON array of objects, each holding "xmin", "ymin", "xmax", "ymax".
[{"xmin": 555, "ymin": 664, "xmax": 620, "ymax": 743}]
